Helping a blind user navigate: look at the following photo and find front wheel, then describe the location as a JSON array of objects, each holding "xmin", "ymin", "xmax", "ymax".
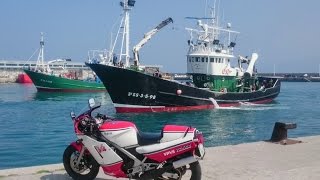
[
  {"xmin": 63, "ymin": 145, "xmax": 100, "ymax": 180},
  {"xmin": 157, "ymin": 161, "xmax": 202, "ymax": 180}
]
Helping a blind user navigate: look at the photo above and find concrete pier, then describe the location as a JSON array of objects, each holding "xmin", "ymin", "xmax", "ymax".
[{"xmin": 1, "ymin": 135, "xmax": 319, "ymax": 180}]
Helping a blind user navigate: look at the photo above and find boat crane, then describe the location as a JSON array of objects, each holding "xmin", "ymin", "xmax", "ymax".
[{"xmin": 132, "ymin": 17, "xmax": 173, "ymax": 66}]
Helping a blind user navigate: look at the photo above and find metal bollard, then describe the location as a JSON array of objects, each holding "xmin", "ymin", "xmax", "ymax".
[{"xmin": 270, "ymin": 122, "xmax": 301, "ymax": 145}]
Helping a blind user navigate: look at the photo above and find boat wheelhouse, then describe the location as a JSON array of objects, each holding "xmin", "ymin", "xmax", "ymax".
[{"xmin": 185, "ymin": 12, "xmax": 261, "ymax": 93}]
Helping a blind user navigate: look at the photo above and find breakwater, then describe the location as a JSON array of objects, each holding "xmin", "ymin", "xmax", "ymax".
[
  {"xmin": 0, "ymin": 69, "xmax": 20, "ymax": 83},
  {"xmin": 172, "ymin": 73, "xmax": 320, "ymax": 82},
  {"xmin": 259, "ymin": 73, "xmax": 320, "ymax": 82},
  {"xmin": 1, "ymin": 59, "xmax": 319, "ymax": 83}
]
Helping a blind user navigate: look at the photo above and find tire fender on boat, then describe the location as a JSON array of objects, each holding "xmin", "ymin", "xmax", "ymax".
[
  {"xmin": 176, "ymin": 89, "xmax": 182, "ymax": 95},
  {"xmin": 220, "ymin": 88, "xmax": 227, "ymax": 93}
]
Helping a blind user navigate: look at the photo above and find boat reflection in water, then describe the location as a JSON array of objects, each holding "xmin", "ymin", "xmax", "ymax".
[{"xmin": 32, "ymin": 91, "xmax": 111, "ymax": 103}]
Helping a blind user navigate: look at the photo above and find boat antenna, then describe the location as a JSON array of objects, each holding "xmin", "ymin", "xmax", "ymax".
[
  {"xmin": 205, "ymin": 0, "xmax": 208, "ymax": 20},
  {"xmin": 119, "ymin": 0, "xmax": 135, "ymax": 68},
  {"xmin": 36, "ymin": 32, "xmax": 45, "ymax": 71},
  {"xmin": 216, "ymin": 0, "xmax": 220, "ymax": 27},
  {"xmin": 212, "ymin": 0, "xmax": 216, "ymax": 24}
]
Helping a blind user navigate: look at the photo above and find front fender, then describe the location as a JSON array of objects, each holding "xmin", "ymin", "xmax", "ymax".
[{"xmin": 70, "ymin": 141, "xmax": 83, "ymax": 152}]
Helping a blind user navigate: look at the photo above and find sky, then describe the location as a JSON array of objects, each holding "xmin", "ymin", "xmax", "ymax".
[{"xmin": 0, "ymin": 0, "xmax": 319, "ymax": 73}]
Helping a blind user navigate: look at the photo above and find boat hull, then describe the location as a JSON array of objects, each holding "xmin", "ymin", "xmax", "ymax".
[
  {"xmin": 87, "ymin": 63, "xmax": 281, "ymax": 113},
  {"xmin": 24, "ymin": 69, "xmax": 106, "ymax": 92}
]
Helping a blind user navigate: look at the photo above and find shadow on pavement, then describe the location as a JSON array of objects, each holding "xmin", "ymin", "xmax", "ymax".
[{"xmin": 40, "ymin": 173, "xmax": 109, "ymax": 180}]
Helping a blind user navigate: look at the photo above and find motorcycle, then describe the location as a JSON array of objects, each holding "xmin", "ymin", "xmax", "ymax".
[{"xmin": 63, "ymin": 98, "xmax": 205, "ymax": 180}]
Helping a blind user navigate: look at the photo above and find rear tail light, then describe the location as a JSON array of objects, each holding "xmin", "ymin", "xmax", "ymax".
[
  {"xmin": 194, "ymin": 130, "xmax": 205, "ymax": 158},
  {"xmin": 195, "ymin": 130, "xmax": 204, "ymax": 144}
]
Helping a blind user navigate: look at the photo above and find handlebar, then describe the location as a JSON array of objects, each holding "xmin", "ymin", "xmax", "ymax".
[
  {"xmin": 74, "ymin": 104, "xmax": 112, "ymax": 135},
  {"xmin": 79, "ymin": 116, "xmax": 99, "ymax": 135},
  {"xmin": 89, "ymin": 105, "xmax": 101, "ymax": 113}
]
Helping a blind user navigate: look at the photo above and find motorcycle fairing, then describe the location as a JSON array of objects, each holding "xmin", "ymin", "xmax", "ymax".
[
  {"xmin": 74, "ymin": 115, "xmax": 88, "ymax": 135},
  {"xmin": 101, "ymin": 161, "xmax": 127, "ymax": 178},
  {"xmin": 81, "ymin": 135, "xmax": 123, "ymax": 165}
]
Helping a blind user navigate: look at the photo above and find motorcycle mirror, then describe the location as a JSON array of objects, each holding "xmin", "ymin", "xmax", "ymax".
[
  {"xmin": 88, "ymin": 98, "xmax": 95, "ymax": 108},
  {"xmin": 70, "ymin": 111, "xmax": 76, "ymax": 119}
]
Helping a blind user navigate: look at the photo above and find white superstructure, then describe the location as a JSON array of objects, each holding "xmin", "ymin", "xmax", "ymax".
[{"xmin": 186, "ymin": 3, "xmax": 258, "ymax": 78}]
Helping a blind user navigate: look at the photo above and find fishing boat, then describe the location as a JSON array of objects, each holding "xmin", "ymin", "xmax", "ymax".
[
  {"xmin": 87, "ymin": 0, "xmax": 281, "ymax": 113},
  {"xmin": 24, "ymin": 33, "xmax": 106, "ymax": 92}
]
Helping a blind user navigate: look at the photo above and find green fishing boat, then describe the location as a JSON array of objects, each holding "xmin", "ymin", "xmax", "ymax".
[
  {"xmin": 25, "ymin": 33, "xmax": 106, "ymax": 92},
  {"xmin": 24, "ymin": 69, "xmax": 105, "ymax": 92}
]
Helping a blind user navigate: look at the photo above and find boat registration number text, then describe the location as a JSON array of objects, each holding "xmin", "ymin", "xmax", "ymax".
[
  {"xmin": 40, "ymin": 79, "xmax": 52, "ymax": 83},
  {"xmin": 128, "ymin": 92, "xmax": 156, "ymax": 99}
]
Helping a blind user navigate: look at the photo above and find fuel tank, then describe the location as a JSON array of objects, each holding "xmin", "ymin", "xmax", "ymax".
[{"xmin": 99, "ymin": 121, "xmax": 139, "ymax": 147}]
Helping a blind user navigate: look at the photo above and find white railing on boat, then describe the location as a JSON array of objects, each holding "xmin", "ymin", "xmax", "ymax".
[{"xmin": 0, "ymin": 60, "xmax": 89, "ymax": 70}]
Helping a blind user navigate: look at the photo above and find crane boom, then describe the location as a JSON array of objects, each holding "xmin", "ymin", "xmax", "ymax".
[{"xmin": 133, "ymin": 17, "xmax": 173, "ymax": 66}]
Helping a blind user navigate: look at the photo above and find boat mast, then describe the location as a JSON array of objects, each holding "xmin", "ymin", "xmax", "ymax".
[
  {"xmin": 36, "ymin": 32, "xmax": 45, "ymax": 70},
  {"xmin": 119, "ymin": 0, "xmax": 135, "ymax": 68},
  {"xmin": 211, "ymin": 0, "xmax": 219, "ymax": 41}
]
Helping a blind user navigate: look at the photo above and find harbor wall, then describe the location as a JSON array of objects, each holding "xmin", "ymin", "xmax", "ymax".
[
  {"xmin": 0, "ymin": 69, "xmax": 95, "ymax": 83},
  {"xmin": 0, "ymin": 69, "xmax": 23, "ymax": 83},
  {"xmin": 1, "ymin": 64, "xmax": 320, "ymax": 83},
  {"xmin": 173, "ymin": 73, "xmax": 320, "ymax": 82},
  {"xmin": 0, "ymin": 60, "xmax": 95, "ymax": 83}
]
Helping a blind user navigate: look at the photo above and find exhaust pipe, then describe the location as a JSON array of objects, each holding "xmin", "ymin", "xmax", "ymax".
[
  {"xmin": 139, "ymin": 165, "xmax": 172, "ymax": 180},
  {"xmin": 173, "ymin": 156, "xmax": 197, "ymax": 168},
  {"xmin": 140, "ymin": 156, "xmax": 197, "ymax": 179}
]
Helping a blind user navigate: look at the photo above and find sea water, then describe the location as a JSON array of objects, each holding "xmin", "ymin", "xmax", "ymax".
[{"xmin": 0, "ymin": 82, "xmax": 319, "ymax": 169}]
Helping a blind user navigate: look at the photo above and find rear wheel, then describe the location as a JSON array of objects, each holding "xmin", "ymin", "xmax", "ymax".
[
  {"xmin": 157, "ymin": 161, "xmax": 201, "ymax": 180},
  {"xmin": 63, "ymin": 145, "xmax": 100, "ymax": 180},
  {"xmin": 189, "ymin": 161, "xmax": 202, "ymax": 180}
]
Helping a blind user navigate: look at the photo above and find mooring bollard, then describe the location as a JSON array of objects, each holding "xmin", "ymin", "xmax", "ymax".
[{"xmin": 270, "ymin": 122, "xmax": 301, "ymax": 145}]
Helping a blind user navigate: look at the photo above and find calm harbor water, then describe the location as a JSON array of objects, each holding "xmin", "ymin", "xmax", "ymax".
[{"xmin": 0, "ymin": 82, "xmax": 320, "ymax": 169}]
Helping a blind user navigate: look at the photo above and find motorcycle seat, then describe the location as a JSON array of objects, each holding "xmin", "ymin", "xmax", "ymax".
[{"xmin": 137, "ymin": 131, "xmax": 163, "ymax": 146}]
